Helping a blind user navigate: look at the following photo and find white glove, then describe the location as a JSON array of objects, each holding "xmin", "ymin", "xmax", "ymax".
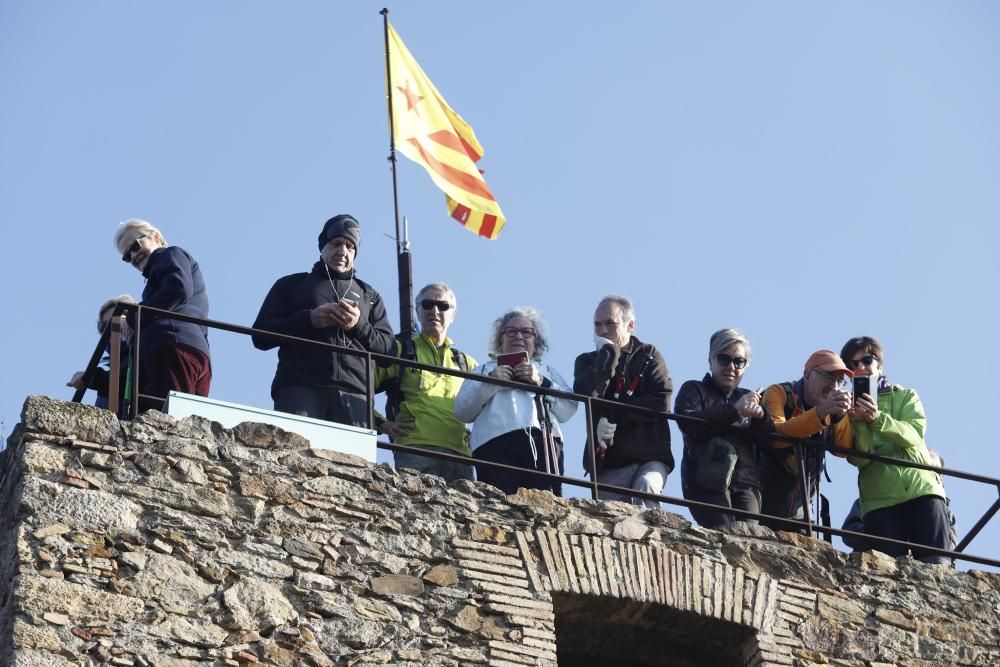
[
  {"xmin": 596, "ymin": 417, "xmax": 617, "ymax": 447},
  {"xmin": 594, "ymin": 335, "xmax": 617, "ymax": 351}
]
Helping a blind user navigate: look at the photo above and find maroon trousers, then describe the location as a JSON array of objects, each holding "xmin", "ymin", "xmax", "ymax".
[{"xmin": 139, "ymin": 344, "xmax": 211, "ymax": 413}]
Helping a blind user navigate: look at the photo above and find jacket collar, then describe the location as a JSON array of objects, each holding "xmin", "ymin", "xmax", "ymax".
[
  {"xmin": 700, "ymin": 372, "xmax": 739, "ymax": 399},
  {"xmin": 141, "ymin": 247, "xmax": 166, "ymax": 278},
  {"xmin": 312, "ymin": 261, "xmax": 354, "ymax": 281},
  {"xmin": 418, "ymin": 331, "xmax": 453, "ymax": 349}
]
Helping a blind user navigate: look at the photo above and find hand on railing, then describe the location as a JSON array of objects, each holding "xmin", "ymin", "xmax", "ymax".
[
  {"xmin": 66, "ymin": 371, "xmax": 87, "ymax": 390},
  {"xmin": 379, "ymin": 418, "xmax": 414, "ymax": 441}
]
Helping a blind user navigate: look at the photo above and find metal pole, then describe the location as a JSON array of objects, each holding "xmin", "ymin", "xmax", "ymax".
[
  {"xmin": 381, "ymin": 8, "xmax": 414, "ymax": 340},
  {"xmin": 365, "ymin": 353, "xmax": 375, "ymax": 431},
  {"xmin": 796, "ymin": 443, "xmax": 814, "ymax": 537}
]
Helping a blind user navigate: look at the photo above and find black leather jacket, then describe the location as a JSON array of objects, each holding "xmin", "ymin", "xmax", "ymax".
[{"xmin": 675, "ymin": 373, "xmax": 769, "ymax": 491}]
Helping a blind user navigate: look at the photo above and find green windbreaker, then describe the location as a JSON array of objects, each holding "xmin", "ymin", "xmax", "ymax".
[{"xmin": 848, "ymin": 384, "xmax": 946, "ymax": 516}]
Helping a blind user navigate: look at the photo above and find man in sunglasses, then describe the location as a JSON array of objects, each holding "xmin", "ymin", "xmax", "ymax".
[
  {"xmin": 759, "ymin": 350, "xmax": 854, "ymax": 525},
  {"xmin": 374, "ymin": 283, "xmax": 477, "ymax": 482},
  {"xmin": 252, "ymin": 215, "xmax": 394, "ymax": 428},
  {"xmin": 113, "ymin": 219, "xmax": 212, "ymax": 413},
  {"xmin": 574, "ymin": 295, "xmax": 674, "ymax": 508}
]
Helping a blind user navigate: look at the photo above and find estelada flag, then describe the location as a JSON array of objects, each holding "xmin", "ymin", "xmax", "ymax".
[{"xmin": 386, "ymin": 22, "xmax": 506, "ymax": 240}]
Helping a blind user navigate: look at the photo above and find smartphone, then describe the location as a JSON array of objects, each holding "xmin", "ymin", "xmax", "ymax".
[
  {"xmin": 853, "ymin": 376, "xmax": 872, "ymax": 405},
  {"xmin": 496, "ymin": 351, "xmax": 528, "ymax": 367}
]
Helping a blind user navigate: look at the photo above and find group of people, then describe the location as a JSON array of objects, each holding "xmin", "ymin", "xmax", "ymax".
[{"xmin": 69, "ymin": 214, "xmax": 954, "ymax": 566}]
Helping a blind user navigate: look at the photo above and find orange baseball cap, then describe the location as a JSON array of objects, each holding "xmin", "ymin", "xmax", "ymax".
[{"xmin": 804, "ymin": 350, "xmax": 854, "ymax": 378}]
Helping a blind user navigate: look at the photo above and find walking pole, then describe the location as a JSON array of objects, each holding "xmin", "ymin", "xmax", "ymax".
[{"xmin": 534, "ymin": 394, "xmax": 560, "ymax": 494}]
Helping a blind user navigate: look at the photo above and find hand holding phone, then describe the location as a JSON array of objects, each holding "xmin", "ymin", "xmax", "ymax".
[{"xmin": 853, "ymin": 376, "xmax": 872, "ymax": 405}]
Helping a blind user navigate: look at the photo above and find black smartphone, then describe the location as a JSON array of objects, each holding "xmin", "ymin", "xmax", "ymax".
[{"xmin": 853, "ymin": 376, "xmax": 871, "ymax": 405}]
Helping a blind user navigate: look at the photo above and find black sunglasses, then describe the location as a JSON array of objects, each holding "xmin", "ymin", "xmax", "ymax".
[
  {"xmin": 847, "ymin": 354, "xmax": 877, "ymax": 369},
  {"xmin": 419, "ymin": 299, "xmax": 452, "ymax": 312},
  {"xmin": 121, "ymin": 235, "xmax": 146, "ymax": 263},
  {"xmin": 716, "ymin": 353, "xmax": 748, "ymax": 369}
]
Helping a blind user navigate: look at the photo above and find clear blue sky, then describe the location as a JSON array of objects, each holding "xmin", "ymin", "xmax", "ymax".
[{"xmin": 2, "ymin": 2, "xmax": 998, "ymax": 570}]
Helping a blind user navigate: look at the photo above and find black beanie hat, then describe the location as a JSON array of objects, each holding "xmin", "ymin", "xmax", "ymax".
[{"xmin": 318, "ymin": 214, "xmax": 361, "ymax": 254}]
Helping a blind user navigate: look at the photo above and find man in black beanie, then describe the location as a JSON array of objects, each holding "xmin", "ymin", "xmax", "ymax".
[{"xmin": 252, "ymin": 214, "xmax": 395, "ymax": 427}]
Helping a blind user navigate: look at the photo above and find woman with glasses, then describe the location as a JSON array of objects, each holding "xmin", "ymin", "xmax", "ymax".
[
  {"xmin": 454, "ymin": 307, "xmax": 577, "ymax": 495},
  {"xmin": 841, "ymin": 336, "xmax": 951, "ymax": 565},
  {"xmin": 675, "ymin": 329, "xmax": 769, "ymax": 528}
]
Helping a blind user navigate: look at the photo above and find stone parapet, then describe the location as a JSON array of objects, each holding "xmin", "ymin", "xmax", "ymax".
[{"xmin": 1, "ymin": 395, "xmax": 998, "ymax": 666}]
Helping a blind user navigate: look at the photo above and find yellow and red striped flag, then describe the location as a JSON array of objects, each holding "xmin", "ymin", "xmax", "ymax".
[{"xmin": 386, "ymin": 22, "xmax": 506, "ymax": 240}]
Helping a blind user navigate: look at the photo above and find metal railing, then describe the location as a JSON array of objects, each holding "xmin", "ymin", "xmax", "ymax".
[{"xmin": 68, "ymin": 303, "xmax": 1000, "ymax": 569}]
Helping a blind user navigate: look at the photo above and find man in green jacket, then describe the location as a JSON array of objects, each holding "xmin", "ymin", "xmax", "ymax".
[{"xmin": 376, "ymin": 283, "xmax": 476, "ymax": 483}]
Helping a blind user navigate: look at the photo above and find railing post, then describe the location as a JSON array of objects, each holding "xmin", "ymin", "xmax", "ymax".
[
  {"xmin": 955, "ymin": 489, "xmax": 1000, "ymax": 552},
  {"xmin": 584, "ymin": 397, "xmax": 600, "ymax": 501},
  {"xmin": 131, "ymin": 305, "xmax": 141, "ymax": 419},
  {"xmin": 107, "ymin": 314, "xmax": 123, "ymax": 417}
]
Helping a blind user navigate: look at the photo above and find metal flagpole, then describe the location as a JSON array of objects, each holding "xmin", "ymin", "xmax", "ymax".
[{"xmin": 381, "ymin": 8, "xmax": 415, "ymax": 340}]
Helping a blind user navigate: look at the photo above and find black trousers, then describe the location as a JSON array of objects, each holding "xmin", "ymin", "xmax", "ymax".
[
  {"xmin": 863, "ymin": 494, "xmax": 952, "ymax": 565},
  {"xmin": 274, "ymin": 385, "xmax": 369, "ymax": 429},
  {"xmin": 474, "ymin": 429, "xmax": 563, "ymax": 496},
  {"xmin": 685, "ymin": 483, "xmax": 762, "ymax": 529}
]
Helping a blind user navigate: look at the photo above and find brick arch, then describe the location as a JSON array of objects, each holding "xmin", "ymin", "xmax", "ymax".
[{"xmin": 455, "ymin": 531, "xmax": 814, "ymax": 666}]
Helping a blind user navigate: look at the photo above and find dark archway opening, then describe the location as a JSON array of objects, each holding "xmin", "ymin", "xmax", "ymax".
[{"xmin": 552, "ymin": 592, "xmax": 756, "ymax": 666}]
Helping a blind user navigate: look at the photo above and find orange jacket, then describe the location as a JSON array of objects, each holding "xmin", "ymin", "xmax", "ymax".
[{"xmin": 763, "ymin": 380, "xmax": 853, "ymax": 454}]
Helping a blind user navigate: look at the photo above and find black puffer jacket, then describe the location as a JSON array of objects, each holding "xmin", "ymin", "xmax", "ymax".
[
  {"xmin": 252, "ymin": 262, "xmax": 395, "ymax": 398},
  {"xmin": 574, "ymin": 336, "xmax": 673, "ymax": 473},
  {"xmin": 674, "ymin": 373, "xmax": 770, "ymax": 492}
]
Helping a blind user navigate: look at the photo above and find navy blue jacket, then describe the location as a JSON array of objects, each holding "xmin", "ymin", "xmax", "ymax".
[{"xmin": 129, "ymin": 246, "xmax": 211, "ymax": 370}]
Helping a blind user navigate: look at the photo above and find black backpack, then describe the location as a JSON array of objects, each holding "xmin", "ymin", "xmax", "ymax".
[{"xmin": 758, "ymin": 382, "xmax": 831, "ymax": 525}]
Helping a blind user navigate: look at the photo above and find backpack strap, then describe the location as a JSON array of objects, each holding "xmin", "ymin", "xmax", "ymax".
[
  {"xmin": 386, "ymin": 339, "xmax": 467, "ymax": 424},
  {"xmin": 385, "ymin": 335, "xmax": 417, "ymax": 423},
  {"xmin": 450, "ymin": 346, "xmax": 469, "ymax": 373},
  {"xmin": 780, "ymin": 382, "xmax": 795, "ymax": 419}
]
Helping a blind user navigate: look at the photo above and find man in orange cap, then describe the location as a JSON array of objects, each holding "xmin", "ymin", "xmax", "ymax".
[{"xmin": 758, "ymin": 350, "xmax": 854, "ymax": 524}]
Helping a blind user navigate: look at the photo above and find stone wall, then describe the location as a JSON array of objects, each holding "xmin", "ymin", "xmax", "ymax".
[{"xmin": 2, "ymin": 395, "xmax": 999, "ymax": 666}]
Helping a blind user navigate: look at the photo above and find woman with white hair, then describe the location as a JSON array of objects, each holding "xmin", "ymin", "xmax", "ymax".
[
  {"xmin": 454, "ymin": 307, "xmax": 577, "ymax": 495},
  {"xmin": 675, "ymin": 328, "xmax": 768, "ymax": 528}
]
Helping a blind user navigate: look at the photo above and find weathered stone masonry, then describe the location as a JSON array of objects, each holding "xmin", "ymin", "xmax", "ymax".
[{"xmin": 2, "ymin": 395, "xmax": 999, "ymax": 666}]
